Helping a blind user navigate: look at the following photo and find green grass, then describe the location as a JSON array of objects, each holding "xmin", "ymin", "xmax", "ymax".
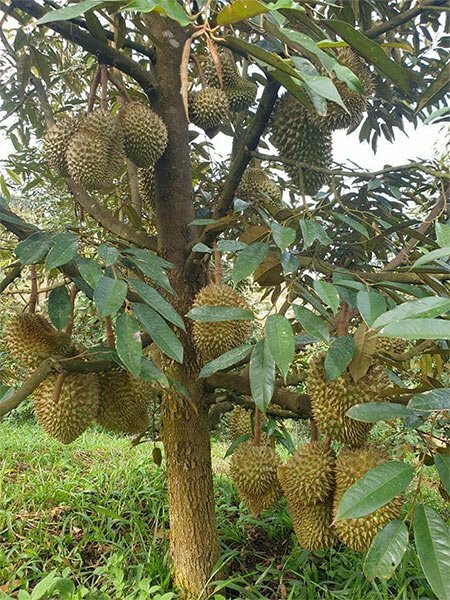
[{"xmin": 0, "ymin": 423, "xmax": 439, "ymax": 600}]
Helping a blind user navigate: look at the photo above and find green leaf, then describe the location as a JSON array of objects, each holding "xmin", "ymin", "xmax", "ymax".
[
  {"xmin": 270, "ymin": 221, "xmax": 296, "ymax": 251},
  {"xmin": 115, "ymin": 313, "xmax": 142, "ymax": 377},
  {"xmin": 265, "ymin": 315, "xmax": 295, "ymax": 378},
  {"xmin": 313, "ymin": 280, "xmax": 340, "ymax": 314},
  {"xmin": 324, "ymin": 336, "xmax": 354, "ymax": 380},
  {"xmin": 123, "ymin": 249, "xmax": 174, "ymax": 294},
  {"xmin": 217, "ymin": 0, "xmax": 268, "ymax": 26},
  {"xmin": 192, "ymin": 243, "xmax": 212, "ymax": 253},
  {"xmin": 372, "ymin": 297, "xmax": 450, "ymax": 330},
  {"xmin": 199, "ymin": 345, "xmax": 253, "ymax": 378},
  {"xmin": 76, "ymin": 256, "xmax": 103, "ymax": 289},
  {"xmin": 139, "ymin": 357, "xmax": 169, "ymax": 388},
  {"xmin": 357, "ymin": 289, "xmax": 387, "ymax": 327},
  {"xmin": 364, "ymin": 520, "xmax": 409, "ymax": 582},
  {"xmin": 408, "ymin": 388, "xmax": 450, "ymax": 412},
  {"xmin": 379, "ymin": 318, "xmax": 450, "ymax": 340},
  {"xmin": 232, "ymin": 242, "xmax": 270, "ymax": 284},
  {"xmin": 412, "ymin": 246, "xmax": 450, "ymax": 268},
  {"xmin": 325, "ymin": 20, "xmax": 416, "ymax": 93},
  {"xmin": 335, "ymin": 461, "xmax": 414, "ymax": 520},
  {"xmin": 293, "ymin": 304, "xmax": 330, "ymax": 343},
  {"xmin": 414, "ymin": 504, "xmax": 450, "ymax": 600},
  {"xmin": 186, "ymin": 306, "xmax": 254, "ymax": 322},
  {"xmin": 217, "ymin": 240, "xmax": 247, "ymax": 253},
  {"xmin": 299, "ymin": 218, "xmax": 332, "ymax": 248},
  {"xmin": 334, "ymin": 213, "xmax": 369, "ymax": 238},
  {"xmin": 436, "ymin": 223, "xmax": 450, "ymax": 248},
  {"xmin": 292, "ymin": 58, "xmax": 347, "ymax": 110},
  {"xmin": 15, "ymin": 232, "xmax": 51, "ymax": 264},
  {"xmin": 132, "ymin": 302, "xmax": 183, "ymax": 363},
  {"xmin": 98, "ymin": 244, "xmax": 119, "ymax": 266},
  {"xmin": 94, "ymin": 277, "xmax": 127, "ymax": 317},
  {"xmin": 36, "ymin": 0, "xmax": 106, "ymax": 24},
  {"xmin": 249, "ymin": 339, "xmax": 276, "ymax": 413},
  {"xmin": 45, "ymin": 232, "xmax": 78, "ymax": 271},
  {"xmin": 416, "ymin": 61, "xmax": 450, "ymax": 113},
  {"xmin": 124, "ymin": 0, "xmax": 190, "ymax": 26},
  {"xmin": 127, "ymin": 278, "xmax": 185, "ymax": 331},
  {"xmin": 47, "ymin": 286, "xmax": 71, "ymax": 331},
  {"xmin": 434, "ymin": 454, "xmax": 450, "ymax": 497},
  {"xmin": 189, "ymin": 218, "xmax": 220, "ymax": 226},
  {"xmin": 347, "ymin": 402, "xmax": 413, "ymax": 423},
  {"xmin": 30, "ymin": 570, "xmax": 58, "ymax": 599}
]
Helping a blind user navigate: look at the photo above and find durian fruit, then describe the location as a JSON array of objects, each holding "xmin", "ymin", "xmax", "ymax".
[
  {"xmin": 137, "ymin": 166, "xmax": 156, "ymax": 212},
  {"xmin": 5, "ymin": 313, "xmax": 75, "ymax": 370},
  {"xmin": 376, "ymin": 337, "xmax": 408, "ymax": 355},
  {"xmin": 237, "ymin": 168, "xmax": 283, "ymax": 214},
  {"xmin": 229, "ymin": 442, "xmax": 281, "ymax": 516},
  {"xmin": 44, "ymin": 114, "xmax": 81, "ymax": 177},
  {"xmin": 229, "ymin": 405, "xmax": 251, "ymax": 441},
  {"xmin": 34, "ymin": 373, "xmax": 100, "ymax": 444},
  {"xmin": 292, "ymin": 500, "xmax": 337, "ymax": 551},
  {"xmin": 310, "ymin": 49, "xmax": 375, "ymax": 132},
  {"xmin": 278, "ymin": 441, "xmax": 335, "ymax": 510},
  {"xmin": 189, "ymin": 88, "xmax": 229, "ymax": 131},
  {"xmin": 226, "ymin": 79, "xmax": 257, "ymax": 112},
  {"xmin": 96, "ymin": 371, "xmax": 151, "ymax": 435},
  {"xmin": 306, "ymin": 354, "xmax": 388, "ymax": 447},
  {"xmin": 204, "ymin": 52, "xmax": 240, "ymax": 88},
  {"xmin": 270, "ymin": 94, "xmax": 332, "ymax": 195},
  {"xmin": 118, "ymin": 102, "xmax": 168, "ymax": 168},
  {"xmin": 191, "ymin": 284, "xmax": 252, "ymax": 364},
  {"xmin": 333, "ymin": 447, "xmax": 403, "ymax": 551}
]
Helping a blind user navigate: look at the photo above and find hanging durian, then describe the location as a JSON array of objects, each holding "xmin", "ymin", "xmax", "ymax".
[
  {"xmin": 44, "ymin": 114, "xmax": 81, "ymax": 177},
  {"xmin": 189, "ymin": 88, "xmax": 229, "ymax": 131},
  {"xmin": 237, "ymin": 167, "xmax": 283, "ymax": 214},
  {"xmin": 270, "ymin": 94, "xmax": 332, "ymax": 195},
  {"xmin": 229, "ymin": 442, "xmax": 281, "ymax": 516},
  {"xmin": 226, "ymin": 79, "xmax": 257, "ymax": 112},
  {"xmin": 34, "ymin": 373, "xmax": 100, "ymax": 444},
  {"xmin": 376, "ymin": 337, "xmax": 409, "ymax": 355},
  {"xmin": 119, "ymin": 101, "xmax": 168, "ymax": 167},
  {"xmin": 204, "ymin": 51, "xmax": 240, "ymax": 88},
  {"xmin": 306, "ymin": 354, "xmax": 388, "ymax": 446},
  {"xmin": 191, "ymin": 284, "xmax": 252, "ymax": 364},
  {"xmin": 228, "ymin": 405, "xmax": 251, "ymax": 441},
  {"xmin": 333, "ymin": 447, "xmax": 403, "ymax": 551},
  {"xmin": 138, "ymin": 166, "xmax": 156, "ymax": 212},
  {"xmin": 292, "ymin": 500, "xmax": 337, "ymax": 551}
]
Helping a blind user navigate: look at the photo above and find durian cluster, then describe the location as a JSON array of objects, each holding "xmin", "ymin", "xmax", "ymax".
[
  {"xmin": 270, "ymin": 49, "xmax": 374, "ymax": 195},
  {"xmin": 44, "ymin": 102, "xmax": 167, "ymax": 190},
  {"xmin": 5, "ymin": 313, "xmax": 153, "ymax": 444},
  {"xmin": 237, "ymin": 167, "xmax": 283, "ymax": 215},
  {"xmin": 228, "ymin": 405, "xmax": 274, "ymax": 447}
]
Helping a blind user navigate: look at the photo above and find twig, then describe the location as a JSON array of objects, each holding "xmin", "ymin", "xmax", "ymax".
[
  {"xmin": 105, "ymin": 316, "xmax": 116, "ymax": 349},
  {"xmin": 310, "ymin": 418, "xmax": 318, "ymax": 442},
  {"xmin": 213, "ymin": 240, "xmax": 222, "ymax": 284},
  {"xmin": 52, "ymin": 372, "xmax": 67, "ymax": 404},
  {"xmin": 0, "ymin": 263, "xmax": 22, "ymax": 294},
  {"xmin": 100, "ymin": 64, "xmax": 108, "ymax": 111},
  {"xmin": 87, "ymin": 66, "xmax": 101, "ymax": 113},
  {"xmin": 65, "ymin": 285, "xmax": 78, "ymax": 336},
  {"xmin": 252, "ymin": 406, "xmax": 262, "ymax": 446},
  {"xmin": 28, "ymin": 264, "xmax": 38, "ymax": 313}
]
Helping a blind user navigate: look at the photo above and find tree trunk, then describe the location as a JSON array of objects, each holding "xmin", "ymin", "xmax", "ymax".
[{"xmin": 145, "ymin": 15, "xmax": 219, "ymax": 597}]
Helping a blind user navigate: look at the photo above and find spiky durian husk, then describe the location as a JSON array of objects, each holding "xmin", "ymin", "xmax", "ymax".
[
  {"xmin": 270, "ymin": 94, "xmax": 332, "ymax": 195},
  {"xmin": 191, "ymin": 284, "xmax": 252, "ymax": 364},
  {"xmin": 96, "ymin": 371, "xmax": 151, "ymax": 435},
  {"xmin": 82, "ymin": 109, "xmax": 123, "ymax": 141},
  {"xmin": 310, "ymin": 49, "xmax": 375, "ymax": 132},
  {"xmin": 5, "ymin": 313, "xmax": 75, "ymax": 370},
  {"xmin": 237, "ymin": 168, "xmax": 283, "ymax": 214},
  {"xmin": 34, "ymin": 373, "xmax": 100, "ymax": 444},
  {"xmin": 229, "ymin": 405, "xmax": 251, "ymax": 441},
  {"xmin": 278, "ymin": 441, "xmax": 335, "ymax": 510},
  {"xmin": 189, "ymin": 88, "xmax": 229, "ymax": 131},
  {"xmin": 44, "ymin": 115, "xmax": 81, "ymax": 177},
  {"xmin": 375, "ymin": 337, "xmax": 409, "ymax": 355},
  {"xmin": 292, "ymin": 500, "xmax": 337, "ymax": 551},
  {"xmin": 230, "ymin": 442, "xmax": 281, "ymax": 516},
  {"xmin": 137, "ymin": 166, "xmax": 156, "ymax": 212},
  {"xmin": 306, "ymin": 354, "xmax": 389, "ymax": 447},
  {"xmin": 204, "ymin": 51, "xmax": 240, "ymax": 88},
  {"xmin": 333, "ymin": 447, "xmax": 403, "ymax": 551},
  {"xmin": 226, "ymin": 79, "xmax": 257, "ymax": 112},
  {"xmin": 119, "ymin": 102, "xmax": 168, "ymax": 167}
]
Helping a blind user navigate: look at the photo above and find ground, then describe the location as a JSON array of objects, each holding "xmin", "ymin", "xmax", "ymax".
[{"xmin": 0, "ymin": 420, "xmax": 440, "ymax": 600}]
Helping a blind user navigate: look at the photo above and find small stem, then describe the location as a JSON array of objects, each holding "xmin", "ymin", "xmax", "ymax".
[
  {"xmin": 65, "ymin": 285, "xmax": 78, "ymax": 336},
  {"xmin": 192, "ymin": 53, "xmax": 206, "ymax": 88},
  {"xmin": 87, "ymin": 65, "xmax": 101, "ymax": 113},
  {"xmin": 105, "ymin": 316, "xmax": 115, "ymax": 349},
  {"xmin": 213, "ymin": 240, "xmax": 222, "ymax": 284},
  {"xmin": 100, "ymin": 64, "xmax": 108, "ymax": 110},
  {"xmin": 52, "ymin": 372, "xmax": 68, "ymax": 405},
  {"xmin": 107, "ymin": 69, "xmax": 132, "ymax": 102},
  {"xmin": 310, "ymin": 418, "xmax": 318, "ymax": 442},
  {"xmin": 336, "ymin": 303, "xmax": 349, "ymax": 337},
  {"xmin": 29, "ymin": 265, "xmax": 38, "ymax": 314},
  {"xmin": 252, "ymin": 406, "xmax": 262, "ymax": 446},
  {"xmin": 324, "ymin": 436, "xmax": 331, "ymax": 449}
]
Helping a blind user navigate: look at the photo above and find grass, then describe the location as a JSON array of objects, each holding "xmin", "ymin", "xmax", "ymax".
[{"xmin": 0, "ymin": 421, "xmax": 440, "ymax": 600}]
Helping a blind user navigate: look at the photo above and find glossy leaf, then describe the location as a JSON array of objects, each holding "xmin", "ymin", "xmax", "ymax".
[
  {"xmin": 36, "ymin": 0, "xmax": 107, "ymax": 24},
  {"xmin": 335, "ymin": 461, "xmax": 414, "ymax": 520},
  {"xmin": 435, "ymin": 454, "xmax": 450, "ymax": 497},
  {"xmin": 232, "ymin": 242, "xmax": 270, "ymax": 284},
  {"xmin": 334, "ymin": 213, "xmax": 369, "ymax": 238},
  {"xmin": 414, "ymin": 504, "xmax": 450, "ymax": 600},
  {"xmin": 94, "ymin": 277, "xmax": 127, "ymax": 317},
  {"xmin": 124, "ymin": 248, "xmax": 174, "ymax": 294},
  {"xmin": 324, "ymin": 336, "xmax": 354, "ymax": 381},
  {"xmin": 364, "ymin": 520, "xmax": 409, "ymax": 582},
  {"xmin": 199, "ymin": 345, "xmax": 253, "ymax": 378},
  {"xmin": 98, "ymin": 244, "xmax": 119, "ymax": 266},
  {"xmin": 186, "ymin": 306, "xmax": 254, "ymax": 322},
  {"xmin": 372, "ymin": 297, "xmax": 450, "ymax": 330},
  {"xmin": 379, "ymin": 318, "xmax": 450, "ymax": 340},
  {"xmin": 115, "ymin": 313, "xmax": 142, "ymax": 377},
  {"xmin": 293, "ymin": 59, "xmax": 346, "ymax": 110},
  {"xmin": 249, "ymin": 339, "xmax": 276, "ymax": 414},
  {"xmin": 357, "ymin": 289, "xmax": 387, "ymax": 327},
  {"xmin": 44, "ymin": 232, "xmax": 78, "ymax": 271},
  {"xmin": 124, "ymin": 0, "xmax": 190, "ymax": 26},
  {"xmin": 412, "ymin": 246, "xmax": 450, "ymax": 268},
  {"xmin": 436, "ymin": 223, "xmax": 450, "ymax": 248},
  {"xmin": 132, "ymin": 302, "xmax": 183, "ymax": 363},
  {"xmin": 139, "ymin": 357, "xmax": 169, "ymax": 388},
  {"xmin": 416, "ymin": 61, "xmax": 450, "ymax": 113},
  {"xmin": 347, "ymin": 402, "xmax": 413, "ymax": 423},
  {"xmin": 293, "ymin": 304, "xmax": 330, "ymax": 343},
  {"xmin": 313, "ymin": 280, "xmax": 340, "ymax": 314},
  {"xmin": 270, "ymin": 221, "xmax": 296, "ymax": 251},
  {"xmin": 265, "ymin": 314, "xmax": 295, "ymax": 378},
  {"xmin": 128, "ymin": 278, "xmax": 185, "ymax": 330},
  {"xmin": 217, "ymin": 0, "xmax": 268, "ymax": 26},
  {"xmin": 15, "ymin": 232, "xmax": 51, "ymax": 264},
  {"xmin": 299, "ymin": 218, "xmax": 332, "ymax": 248},
  {"xmin": 47, "ymin": 286, "xmax": 71, "ymax": 331},
  {"xmin": 408, "ymin": 388, "xmax": 450, "ymax": 412},
  {"xmin": 76, "ymin": 257, "xmax": 103, "ymax": 290}
]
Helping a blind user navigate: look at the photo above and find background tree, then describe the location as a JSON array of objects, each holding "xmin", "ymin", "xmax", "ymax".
[{"xmin": 0, "ymin": 1, "xmax": 449, "ymax": 598}]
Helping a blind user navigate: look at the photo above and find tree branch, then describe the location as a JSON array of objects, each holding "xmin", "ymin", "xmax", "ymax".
[
  {"xmin": 363, "ymin": 0, "xmax": 448, "ymax": 39},
  {"xmin": 0, "ymin": 359, "xmax": 53, "ymax": 419},
  {"xmin": 0, "ymin": 263, "xmax": 22, "ymax": 294}
]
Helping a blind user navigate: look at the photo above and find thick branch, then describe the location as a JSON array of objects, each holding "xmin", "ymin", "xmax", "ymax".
[
  {"xmin": 363, "ymin": 0, "xmax": 448, "ymax": 39},
  {"xmin": 0, "ymin": 359, "xmax": 53, "ymax": 419},
  {"xmin": 0, "ymin": 263, "xmax": 22, "ymax": 294},
  {"xmin": 10, "ymin": 0, "xmax": 155, "ymax": 98}
]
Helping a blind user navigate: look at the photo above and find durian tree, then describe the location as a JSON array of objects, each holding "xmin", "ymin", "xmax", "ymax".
[{"xmin": 0, "ymin": 1, "xmax": 449, "ymax": 598}]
